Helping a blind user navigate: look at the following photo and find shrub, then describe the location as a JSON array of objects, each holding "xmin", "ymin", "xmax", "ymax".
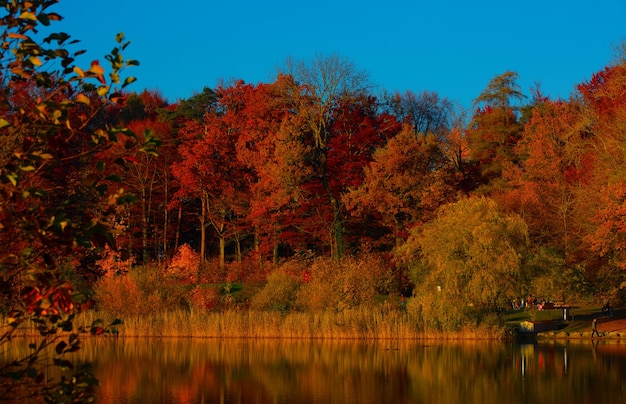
[
  {"xmin": 93, "ymin": 274, "xmax": 144, "ymax": 317},
  {"xmin": 188, "ymin": 285, "xmax": 221, "ymax": 311},
  {"xmin": 95, "ymin": 245, "xmax": 135, "ymax": 278},
  {"xmin": 250, "ymin": 268, "xmax": 301, "ymax": 312},
  {"xmin": 167, "ymin": 244, "xmax": 200, "ymax": 282},
  {"xmin": 296, "ymin": 256, "xmax": 378, "ymax": 312},
  {"xmin": 94, "ymin": 264, "xmax": 186, "ymax": 316}
]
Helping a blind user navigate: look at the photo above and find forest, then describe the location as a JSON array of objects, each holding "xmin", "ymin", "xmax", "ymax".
[
  {"xmin": 82, "ymin": 52, "xmax": 626, "ymax": 312},
  {"xmin": 4, "ymin": 1, "xmax": 626, "ymax": 401},
  {"xmin": 2, "ymin": 1, "xmax": 626, "ymax": 340}
]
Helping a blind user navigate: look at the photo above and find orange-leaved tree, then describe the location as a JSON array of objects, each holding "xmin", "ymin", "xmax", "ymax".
[
  {"xmin": 580, "ymin": 60, "xmax": 626, "ymax": 298},
  {"xmin": 344, "ymin": 123, "xmax": 460, "ymax": 250}
]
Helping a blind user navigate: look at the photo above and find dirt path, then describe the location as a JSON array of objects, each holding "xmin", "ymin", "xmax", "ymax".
[
  {"xmin": 596, "ymin": 312, "xmax": 626, "ymax": 334},
  {"xmin": 568, "ymin": 308, "xmax": 626, "ymax": 336}
]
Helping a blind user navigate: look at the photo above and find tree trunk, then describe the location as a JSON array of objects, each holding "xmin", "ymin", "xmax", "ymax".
[
  {"xmin": 234, "ymin": 232, "xmax": 242, "ymax": 263},
  {"xmin": 254, "ymin": 226, "xmax": 263, "ymax": 270},
  {"xmin": 174, "ymin": 203, "xmax": 182, "ymax": 253},
  {"xmin": 163, "ymin": 177, "xmax": 168, "ymax": 262},
  {"xmin": 200, "ymin": 195, "xmax": 207, "ymax": 265},
  {"xmin": 273, "ymin": 240, "xmax": 279, "ymax": 267},
  {"xmin": 330, "ymin": 197, "xmax": 345, "ymax": 261},
  {"xmin": 141, "ymin": 189, "xmax": 149, "ymax": 264},
  {"xmin": 218, "ymin": 231, "xmax": 225, "ymax": 269}
]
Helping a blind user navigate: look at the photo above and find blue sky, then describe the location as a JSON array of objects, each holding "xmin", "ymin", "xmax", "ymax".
[{"xmin": 53, "ymin": 1, "xmax": 625, "ymax": 109}]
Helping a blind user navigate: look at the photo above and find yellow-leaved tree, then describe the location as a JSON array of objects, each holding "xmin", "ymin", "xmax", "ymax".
[{"xmin": 395, "ymin": 196, "xmax": 529, "ymax": 332}]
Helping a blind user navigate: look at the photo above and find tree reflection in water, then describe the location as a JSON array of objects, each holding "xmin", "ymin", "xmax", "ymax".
[{"xmin": 4, "ymin": 338, "xmax": 626, "ymax": 403}]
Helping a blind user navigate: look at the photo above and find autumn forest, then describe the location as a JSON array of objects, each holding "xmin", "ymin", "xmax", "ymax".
[
  {"xmin": 3, "ymin": 1, "xmax": 626, "ymax": 341},
  {"xmin": 89, "ymin": 54, "xmax": 626, "ymax": 307}
]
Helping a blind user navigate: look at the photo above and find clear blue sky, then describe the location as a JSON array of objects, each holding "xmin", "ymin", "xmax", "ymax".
[{"xmin": 53, "ymin": 0, "xmax": 625, "ymax": 109}]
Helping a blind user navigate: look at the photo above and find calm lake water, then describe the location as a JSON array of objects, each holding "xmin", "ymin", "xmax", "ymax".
[{"xmin": 6, "ymin": 337, "xmax": 626, "ymax": 403}]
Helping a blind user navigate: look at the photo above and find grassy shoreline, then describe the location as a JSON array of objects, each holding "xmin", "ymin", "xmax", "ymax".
[
  {"xmin": 6, "ymin": 305, "xmax": 621, "ymax": 341},
  {"xmin": 3, "ymin": 307, "xmax": 508, "ymax": 340}
]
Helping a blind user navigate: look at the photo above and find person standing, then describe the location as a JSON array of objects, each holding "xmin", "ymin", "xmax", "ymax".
[{"xmin": 591, "ymin": 318, "xmax": 601, "ymax": 338}]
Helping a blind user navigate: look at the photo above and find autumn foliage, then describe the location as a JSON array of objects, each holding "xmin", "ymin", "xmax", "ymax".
[{"xmin": 3, "ymin": 1, "xmax": 626, "ymax": 381}]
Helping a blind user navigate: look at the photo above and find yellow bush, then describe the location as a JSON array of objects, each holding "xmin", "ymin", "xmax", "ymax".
[{"xmin": 250, "ymin": 268, "xmax": 301, "ymax": 312}]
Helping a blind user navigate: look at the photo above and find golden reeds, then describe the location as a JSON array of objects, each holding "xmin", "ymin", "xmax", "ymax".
[{"xmin": 1, "ymin": 306, "xmax": 507, "ymax": 340}]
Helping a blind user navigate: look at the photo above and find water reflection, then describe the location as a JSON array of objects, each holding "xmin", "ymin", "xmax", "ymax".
[{"xmin": 5, "ymin": 337, "xmax": 626, "ymax": 403}]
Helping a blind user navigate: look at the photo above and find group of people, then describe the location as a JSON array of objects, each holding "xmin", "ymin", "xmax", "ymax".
[{"xmin": 510, "ymin": 297, "xmax": 552, "ymax": 311}]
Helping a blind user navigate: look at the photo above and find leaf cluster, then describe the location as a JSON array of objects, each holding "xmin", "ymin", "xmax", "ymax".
[{"xmin": 0, "ymin": 1, "xmax": 148, "ymax": 401}]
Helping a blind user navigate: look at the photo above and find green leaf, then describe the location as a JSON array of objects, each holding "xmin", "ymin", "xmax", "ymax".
[
  {"xmin": 122, "ymin": 76, "xmax": 137, "ymax": 88},
  {"xmin": 55, "ymin": 341, "xmax": 68, "ymax": 355},
  {"xmin": 62, "ymin": 320, "xmax": 73, "ymax": 332},
  {"xmin": 37, "ymin": 12, "xmax": 50, "ymax": 26},
  {"xmin": 0, "ymin": 118, "xmax": 11, "ymax": 128},
  {"xmin": 53, "ymin": 358, "xmax": 73, "ymax": 370},
  {"xmin": 6, "ymin": 173, "xmax": 17, "ymax": 186},
  {"xmin": 44, "ymin": 32, "xmax": 71, "ymax": 45},
  {"xmin": 21, "ymin": 247, "xmax": 33, "ymax": 257}
]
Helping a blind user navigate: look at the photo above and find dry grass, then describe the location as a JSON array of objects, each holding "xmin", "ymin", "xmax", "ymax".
[{"xmin": 4, "ymin": 306, "xmax": 505, "ymax": 340}]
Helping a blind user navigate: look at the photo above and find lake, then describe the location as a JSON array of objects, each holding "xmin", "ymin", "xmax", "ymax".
[{"xmin": 6, "ymin": 337, "xmax": 626, "ymax": 403}]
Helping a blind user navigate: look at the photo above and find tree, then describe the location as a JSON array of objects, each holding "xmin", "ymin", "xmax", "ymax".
[
  {"xmin": 468, "ymin": 71, "xmax": 525, "ymax": 192},
  {"xmin": 395, "ymin": 197, "xmax": 529, "ymax": 330},
  {"xmin": 277, "ymin": 53, "xmax": 373, "ymax": 259},
  {"xmin": 107, "ymin": 115, "xmax": 168, "ymax": 263},
  {"xmin": 172, "ymin": 91, "xmax": 253, "ymax": 269},
  {"xmin": 0, "ymin": 1, "xmax": 145, "ymax": 401},
  {"xmin": 224, "ymin": 77, "xmax": 299, "ymax": 265},
  {"xmin": 578, "ymin": 60, "xmax": 626, "ymax": 298},
  {"xmin": 165, "ymin": 86, "xmax": 216, "ymax": 123},
  {"xmin": 280, "ymin": 52, "xmax": 370, "ymax": 151},
  {"xmin": 384, "ymin": 90, "xmax": 454, "ymax": 138},
  {"xmin": 344, "ymin": 124, "xmax": 459, "ymax": 249},
  {"xmin": 503, "ymin": 99, "xmax": 584, "ymax": 254}
]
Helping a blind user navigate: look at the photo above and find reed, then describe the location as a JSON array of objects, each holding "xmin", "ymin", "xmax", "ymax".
[{"xmin": 28, "ymin": 306, "xmax": 505, "ymax": 340}]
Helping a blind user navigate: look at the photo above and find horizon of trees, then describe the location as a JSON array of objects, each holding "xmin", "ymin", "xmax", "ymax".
[
  {"xmin": 2, "ymin": 2, "xmax": 626, "ymax": 304},
  {"xmin": 69, "ymin": 48, "xmax": 626, "ymax": 302}
]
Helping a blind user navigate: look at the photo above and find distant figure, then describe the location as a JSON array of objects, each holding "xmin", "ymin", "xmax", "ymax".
[
  {"xmin": 591, "ymin": 318, "xmax": 600, "ymax": 338},
  {"xmin": 602, "ymin": 301, "xmax": 614, "ymax": 317}
]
